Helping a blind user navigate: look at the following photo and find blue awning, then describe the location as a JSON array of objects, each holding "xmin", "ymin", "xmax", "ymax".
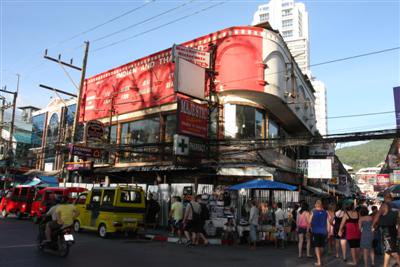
[
  {"xmin": 23, "ymin": 176, "xmax": 59, "ymax": 187},
  {"xmin": 228, "ymin": 179, "xmax": 297, "ymax": 191}
]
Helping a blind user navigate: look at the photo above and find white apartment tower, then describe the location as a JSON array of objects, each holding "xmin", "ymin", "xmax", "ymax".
[
  {"xmin": 252, "ymin": 0, "xmax": 310, "ymax": 74},
  {"xmin": 252, "ymin": 0, "xmax": 328, "ymax": 135}
]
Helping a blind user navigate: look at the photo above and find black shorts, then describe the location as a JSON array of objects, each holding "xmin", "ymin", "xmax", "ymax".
[
  {"xmin": 312, "ymin": 233, "xmax": 327, "ymax": 247},
  {"xmin": 172, "ymin": 220, "xmax": 183, "ymax": 230},
  {"xmin": 348, "ymin": 239, "xmax": 360, "ymax": 248},
  {"xmin": 48, "ymin": 220, "xmax": 62, "ymax": 231},
  {"xmin": 298, "ymin": 227, "xmax": 308, "ymax": 235}
]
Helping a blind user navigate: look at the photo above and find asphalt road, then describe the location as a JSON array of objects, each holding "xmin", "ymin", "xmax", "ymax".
[{"xmin": 0, "ymin": 217, "xmax": 384, "ymax": 267}]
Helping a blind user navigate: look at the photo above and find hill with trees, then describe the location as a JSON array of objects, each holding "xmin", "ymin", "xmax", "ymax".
[{"xmin": 335, "ymin": 139, "xmax": 393, "ymax": 172}]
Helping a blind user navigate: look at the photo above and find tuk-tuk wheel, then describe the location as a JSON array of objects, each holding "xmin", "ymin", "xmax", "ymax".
[
  {"xmin": 98, "ymin": 224, "xmax": 107, "ymax": 238},
  {"xmin": 1, "ymin": 209, "xmax": 7, "ymax": 218},
  {"xmin": 73, "ymin": 220, "xmax": 80, "ymax": 233}
]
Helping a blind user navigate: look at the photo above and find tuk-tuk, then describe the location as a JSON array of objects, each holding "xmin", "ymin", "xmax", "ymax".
[
  {"xmin": 0, "ymin": 185, "xmax": 35, "ymax": 219},
  {"xmin": 30, "ymin": 187, "xmax": 87, "ymax": 223},
  {"xmin": 73, "ymin": 186, "xmax": 145, "ymax": 238}
]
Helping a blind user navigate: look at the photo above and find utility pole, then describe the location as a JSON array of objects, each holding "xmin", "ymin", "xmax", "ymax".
[
  {"xmin": 0, "ymin": 77, "xmax": 19, "ymax": 168},
  {"xmin": 43, "ymin": 41, "xmax": 90, "ymax": 182}
]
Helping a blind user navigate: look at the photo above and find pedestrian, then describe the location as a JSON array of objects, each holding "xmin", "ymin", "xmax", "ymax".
[
  {"xmin": 331, "ymin": 202, "xmax": 347, "ymax": 261},
  {"xmin": 372, "ymin": 193, "xmax": 400, "ymax": 267},
  {"xmin": 326, "ymin": 203, "xmax": 336, "ymax": 254},
  {"xmin": 197, "ymin": 195, "xmax": 209, "ymax": 245},
  {"xmin": 249, "ymin": 200, "xmax": 259, "ymax": 250},
  {"xmin": 183, "ymin": 195, "xmax": 201, "ymax": 246},
  {"xmin": 275, "ymin": 202, "xmax": 286, "ymax": 248},
  {"xmin": 146, "ymin": 193, "xmax": 160, "ymax": 230},
  {"xmin": 339, "ymin": 202, "xmax": 361, "ymax": 266},
  {"xmin": 290, "ymin": 204, "xmax": 299, "ymax": 242},
  {"xmin": 169, "ymin": 196, "xmax": 183, "ymax": 243},
  {"xmin": 370, "ymin": 205, "xmax": 382, "ymax": 256},
  {"xmin": 309, "ymin": 199, "xmax": 328, "ymax": 267},
  {"xmin": 358, "ymin": 206, "xmax": 375, "ymax": 267},
  {"xmin": 296, "ymin": 202, "xmax": 311, "ymax": 258}
]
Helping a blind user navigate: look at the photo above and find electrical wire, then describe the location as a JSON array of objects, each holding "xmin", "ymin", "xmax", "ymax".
[
  {"xmin": 327, "ymin": 110, "xmax": 394, "ymax": 119},
  {"xmin": 92, "ymin": 0, "xmax": 197, "ymax": 43},
  {"xmin": 59, "ymin": 0, "xmax": 155, "ymax": 44},
  {"xmin": 93, "ymin": 1, "xmax": 229, "ymax": 52}
]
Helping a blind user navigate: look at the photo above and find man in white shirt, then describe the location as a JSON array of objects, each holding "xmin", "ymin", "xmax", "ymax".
[
  {"xmin": 274, "ymin": 202, "xmax": 286, "ymax": 248},
  {"xmin": 249, "ymin": 200, "xmax": 259, "ymax": 250}
]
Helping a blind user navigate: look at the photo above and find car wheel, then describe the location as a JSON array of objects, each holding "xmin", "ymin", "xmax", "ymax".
[
  {"xmin": 98, "ymin": 224, "xmax": 107, "ymax": 238},
  {"xmin": 1, "ymin": 209, "xmax": 7, "ymax": 218},
  {"xmin": 73, "ymin": 220, "xmax": 81, "ymax": 233},
  {"xmin": 16, "ymin": 210, "xmax": 22, "ymax": 220}
]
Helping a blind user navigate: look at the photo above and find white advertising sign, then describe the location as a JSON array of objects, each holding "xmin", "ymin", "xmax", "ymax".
[
  {"xmin": 174, "ymin": 57, "xmax": 206, "ymax": 100},
  {"xmin": 307, "ymin": 159, "xmax": 332, "ymax": 179},
  {"xmin": 172, "ymin": 44, "xmax": 210, "ymax": 68}
]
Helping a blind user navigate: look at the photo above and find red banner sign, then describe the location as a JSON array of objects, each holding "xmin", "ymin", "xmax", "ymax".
[
  {"xmin": 177, "ymin": 98, "xmax": 208, "ymax": 139},
  {"xmin": 80, "ymin": 26, "xmax": 263, "ymax": 122}
]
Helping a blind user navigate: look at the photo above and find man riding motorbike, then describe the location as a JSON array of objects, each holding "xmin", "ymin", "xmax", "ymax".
[{"xmin": 43, "ymin": 196, "xmax": 79, "ymax": 244}]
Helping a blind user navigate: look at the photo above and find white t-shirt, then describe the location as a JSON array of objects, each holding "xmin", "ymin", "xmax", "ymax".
[
  {"xmin": 249, "ymin": 206, "xmax": 259, "ymax": 226},
  {"xmin": 275, "ymin": 208, "xmax": 286, "ymax": 226},
  {"xmin": 46, "ymin": 204, "xmax": 60, "ymax": 221}
]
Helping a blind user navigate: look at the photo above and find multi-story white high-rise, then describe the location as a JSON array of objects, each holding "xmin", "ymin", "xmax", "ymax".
[
  {"xmin": 252, "ymin": 0, "xmax": 309, "ymax": 74},
  {"xmin": 252, "ymin": 0, "xmax": 328, "ymax": 135},
  {"xmin": 311, "ymin": 80, "xmax": 328, "ymax": 135}
]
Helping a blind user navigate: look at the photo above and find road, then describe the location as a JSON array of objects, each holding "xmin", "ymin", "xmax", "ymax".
[{"xmin": 0, "ymin": 217, "xmax": 383, "ymax": 267}]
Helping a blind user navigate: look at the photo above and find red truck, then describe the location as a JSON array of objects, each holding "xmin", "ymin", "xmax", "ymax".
[
  {"xmin": 30, "ymin": 187, "xmax": 86, "ymax": 223},
  {"xmin": 0, "ymin": 185, "xmax": 36, "ymax": 219}
]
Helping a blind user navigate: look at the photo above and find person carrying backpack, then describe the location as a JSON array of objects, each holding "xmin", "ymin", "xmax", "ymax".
[
  {"xmin": 196, "ymin": 195, "xmax": 209, "ymax": 245},
  {"xmin": 183, "ymin": 195, "xmax": 202, "ymax": 246}
]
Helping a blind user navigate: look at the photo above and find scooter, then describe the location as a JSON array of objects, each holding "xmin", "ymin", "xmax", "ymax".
[{"xmin": 37, "ymin": 216, "xmax": 75, "ymax": 257}]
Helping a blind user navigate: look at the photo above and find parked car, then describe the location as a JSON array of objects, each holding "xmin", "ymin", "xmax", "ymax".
[
  {"xmin": 0, "ymin": 185, "xmax": 35, "ymax": 219},
  {"xmin": 73, "ymin": 186, "xmax": 145, "ymax": 238},
  {"xmin": 30, "ymin": 187, "xmax": 87, "ymax": 223}
]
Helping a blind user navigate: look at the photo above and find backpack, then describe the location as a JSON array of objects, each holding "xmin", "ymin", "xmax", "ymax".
[
  {"xmin": 190, "ymin": 203, "xmax": 201, "ymax": 222},
  {"xmin": 200, "ymin": 203, "xmax": 210, "ymax": 221}
]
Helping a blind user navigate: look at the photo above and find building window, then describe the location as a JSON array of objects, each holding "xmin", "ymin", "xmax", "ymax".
[
  {"xmin": 282, "ymin": 19, "xmax": 293, "ymax": 28},
  {"xmin": 282, "ymin": 1, "xmax": 292, "ymax": 7},
  {"xmin": 268, "ymin": 119, "xmax": 279, "ymax": 138},
  {"xmin": 282, "ymin": 30, "xmax": 293, "ymax": 38},
  {"xmin": 121, "ymin": 117, "xmax": 160, "ymax": 145},
  {"xmin": 224, "ymin": 104, "xmax": 265, "ymax": 139},
  {"xmin": 282, "ymin": 9, "xmax": 292, "ymax": 17},
  {"xmin": 104, "ymin": 124, "xmax": 117, "ymax": 144},
  {"xmin": 164, "ymin": 115, "xmax": 176, "ymax": 143},
  {"xmin": 31, "ymin": 113, "xmax": 45, "ymax": 148},
  {"xmin": 260, "ymin": 13, "xmax": 269, "ymax": 22}
]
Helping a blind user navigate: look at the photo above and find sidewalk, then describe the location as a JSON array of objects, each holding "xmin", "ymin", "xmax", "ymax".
[{"xmin": 144, "ymin": 228, "xmax": 222, "ymax": 244}]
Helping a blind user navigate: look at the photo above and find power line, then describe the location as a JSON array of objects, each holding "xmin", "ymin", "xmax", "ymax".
[
  {"xmin": 59, "ymin": 0, "xmax": 155, "ymax": 45},
  {"xmin": 327, "ymin": 110, "xmax": 395, "ymax": 119},
  {"xmin": 309, "ymin": 47, "xmax": 400, "ymax": 67},
  {"xmin": 221, "ymin": 47, "xmax": 400, "ymax": 85},
  {"xmin": 92, "ymin": 0, "xmax": 197, "ymax": 43},
  {"xmin": 93, "ymin": 1, "xmax": 229, "ymax": 52}
]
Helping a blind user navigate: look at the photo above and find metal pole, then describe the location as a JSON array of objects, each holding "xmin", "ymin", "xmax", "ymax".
[
  {"xmin": 66, "ymin": 41, "xmax": 89, "ymax": 182},
  {"xmin": 8, "ymin": 75, "xmax": 19, "ymax": 167}
]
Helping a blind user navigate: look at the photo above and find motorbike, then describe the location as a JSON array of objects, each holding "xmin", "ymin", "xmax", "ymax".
[{"xmin": 37, "ymin": 216, "xmax": 75, "ymax": 257}]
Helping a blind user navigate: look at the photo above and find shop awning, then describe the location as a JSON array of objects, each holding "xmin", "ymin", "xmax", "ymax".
[
  {"xmin": 23, "ymin": 176, "xmax": 59, "ymax": 187},
  {"xmin": 303, "ymin": 185, "xmax": 330, "ymax": 197},
  {"xmin": 23, "ymin": 169, "xmax": 61, "ymax": 176},
  {"xmin": 228, "ymin": 179, "xmax": 297, "ymax": 191}
]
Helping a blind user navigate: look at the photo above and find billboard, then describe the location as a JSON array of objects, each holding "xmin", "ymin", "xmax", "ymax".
[
  {"xmin": 296, "ymin": 159, "xmax": 333, "ymax": 179},
  {"xmin": 309, "ymin": 144, "xmax": 335, "ymax": 157},
  {"xmin": 177, "ymin": 98, "xmax": 208, "ymax": 138},
  {"xmin": 394, "ymin": 86, "xmax": 400, "ymax": 128},
  {"xmin": 172, "ymin": 44, "xmax": 210, "ymax": 68},
  {"xmin": 392, "ymin": 170, "xmax": 400, "ymax": 184},
  {"xmin": 174, "ymin": 57, "xmax": 206, "ymax": 100},
  {"xmin": 80, "ymin": 26, "xmax": 264, "ymax": 122}
]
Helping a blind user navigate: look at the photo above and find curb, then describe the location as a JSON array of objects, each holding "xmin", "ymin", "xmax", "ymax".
[{"xmin": 145, "ymin": 234, "xmax": 222, "ymax": 245}]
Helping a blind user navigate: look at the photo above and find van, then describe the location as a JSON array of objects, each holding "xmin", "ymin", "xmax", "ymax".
[{"xmin": 73, "ymin": 186, "xmax": 145, "ymax": 238}]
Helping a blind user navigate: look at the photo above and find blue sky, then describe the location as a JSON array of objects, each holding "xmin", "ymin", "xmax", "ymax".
[{"xmin": 1, "ymin": 0, "xmax": 399, "ymax": 135}]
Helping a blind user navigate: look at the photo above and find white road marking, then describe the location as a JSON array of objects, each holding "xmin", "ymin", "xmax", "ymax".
[{"xmin": 0, "ymin": 244, "xmax": 37, "ymax": 249}]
